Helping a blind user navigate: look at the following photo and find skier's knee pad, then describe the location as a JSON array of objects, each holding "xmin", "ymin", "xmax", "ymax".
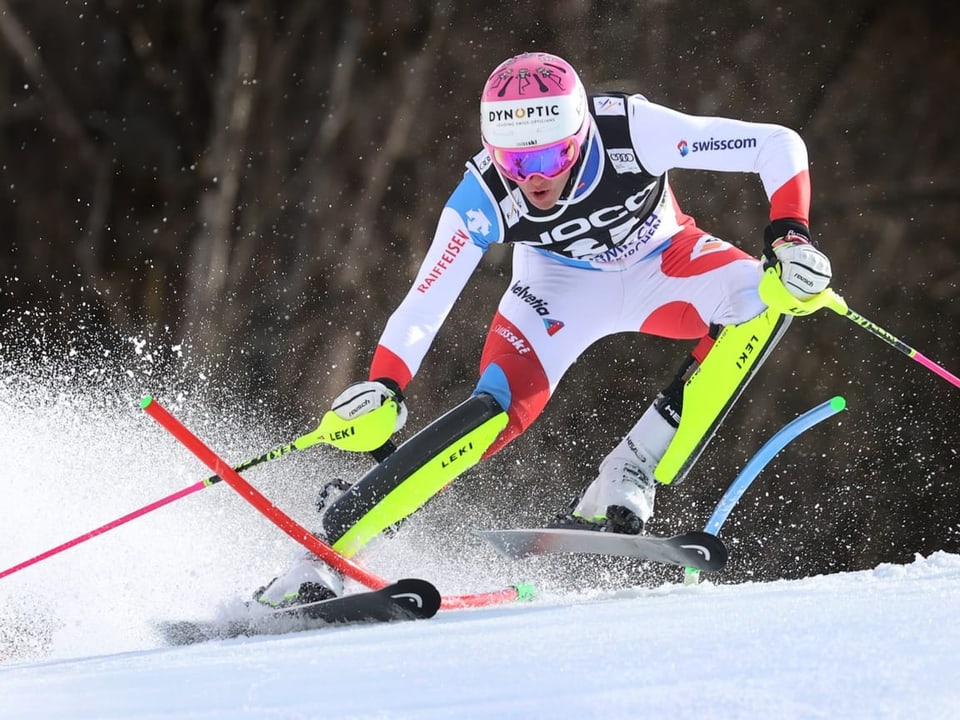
[{"xmin": 476, "ymin": 354, "xmax": 550, "ymax": 456}]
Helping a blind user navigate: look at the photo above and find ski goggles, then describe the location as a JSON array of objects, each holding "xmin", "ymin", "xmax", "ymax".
[{"xmin": 490, "ymin": 138, "xmax": 581, "ymax": 182}]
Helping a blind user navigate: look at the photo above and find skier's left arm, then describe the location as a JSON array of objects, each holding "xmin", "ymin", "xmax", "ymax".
[{"xmin": 628, "ymin": 97, "xmax": 831, "ymax": 299}]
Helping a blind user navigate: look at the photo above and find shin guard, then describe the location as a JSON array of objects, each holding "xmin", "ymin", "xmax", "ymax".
[
  {"xmin": 654, "ymin": 309, "xmax": 792, "ymax": 485},
  {"xmin": 324, "ymin": 393, "xmax": 508, "ymax": 557}
]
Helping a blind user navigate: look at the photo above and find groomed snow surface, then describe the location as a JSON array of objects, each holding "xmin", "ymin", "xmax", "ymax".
[
  {"xmin": 2, "ymin": 553, "xmax": 959, "ymax": 719},
  {"xmin": 2, "ymin": 361, "xmax": 958, "ymax": 719}
]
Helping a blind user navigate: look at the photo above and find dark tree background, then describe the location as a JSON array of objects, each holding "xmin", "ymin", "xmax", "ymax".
[{"xmin": 1, "ymin": 0, "xmax": 957, "ymax": 581}]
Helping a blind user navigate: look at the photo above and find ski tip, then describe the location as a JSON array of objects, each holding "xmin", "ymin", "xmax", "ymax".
[
  {"xmin": 830, "ymin": 395, "xmax": 846, "ymax": 411},
  {"xmin": 474, "ymin": 529, "xmax": 532, "ymax": 560},
  {"xmin": 139, "ymin": 395, "xmax": 153, "ymax": 409},
  {"xmin": 677, "ymin": 531, "xmax": 728, "ymax": 573},
  {"xmin": 391, "ymin": 578, "xmax": 442, "ymax": 619}
]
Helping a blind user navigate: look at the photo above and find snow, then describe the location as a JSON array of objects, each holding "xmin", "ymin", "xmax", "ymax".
[
  {"xmin": 2, "ymin": 355, "xmax": 959, "ymax": 719},
  {"xmin": 2, "ymin": 554, "xmax": 960, "ymax": 719}
]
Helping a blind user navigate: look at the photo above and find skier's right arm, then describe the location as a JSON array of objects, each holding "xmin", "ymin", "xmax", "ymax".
[{"xmin": 332, "ymin": 168, "xmax": 501, "ymax": 439}]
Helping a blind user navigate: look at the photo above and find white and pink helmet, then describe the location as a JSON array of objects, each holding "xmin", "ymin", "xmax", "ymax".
[{"xmin": 480, "ymin": 52, "xmax": 590, "ymax": 182}]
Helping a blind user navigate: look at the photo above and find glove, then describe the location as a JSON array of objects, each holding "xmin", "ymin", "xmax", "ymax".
[
  {"xmin": 763, "ymin": 219, "xmax": 832, "ymax": 300},
  {"xmin": 331, "ymin": 378, "xmax": 408, "ymax": 433}
]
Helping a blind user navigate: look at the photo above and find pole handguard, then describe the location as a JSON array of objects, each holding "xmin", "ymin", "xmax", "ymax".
[
  {"xmin": 304, "ymin": 400, "xmax": 400, "ymax": 453},
  {"xmin": 759, "ymin": 267, "xmax": 959, "ymax": 390},
  {"xmin": 758, "ymin": 266, "xmax": 848, "ymax": 317}
]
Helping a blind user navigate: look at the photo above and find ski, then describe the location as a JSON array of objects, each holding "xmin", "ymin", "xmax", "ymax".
[
  {"xmin": 477, "ymin": 528, "xmax": 728, "ymax": 573},
  {"xmin": 156, "ymin": 577, "xmax": 441, "ymax": 646}
]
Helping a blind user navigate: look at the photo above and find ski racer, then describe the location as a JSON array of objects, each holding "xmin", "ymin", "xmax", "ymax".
[{"xmin": 253, "ymin": 51, "xmax": 832, "ymax": 605}]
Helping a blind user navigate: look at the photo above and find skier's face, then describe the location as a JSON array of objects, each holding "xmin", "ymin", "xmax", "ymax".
[{"xmin": 517, "ymin": 168, "xmax": 572, "ymax": 210}]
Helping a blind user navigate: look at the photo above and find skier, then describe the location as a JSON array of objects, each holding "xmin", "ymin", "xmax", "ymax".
[{"xmin": 254, "ymin": 51, "xmax": 832, "ymax": 606}]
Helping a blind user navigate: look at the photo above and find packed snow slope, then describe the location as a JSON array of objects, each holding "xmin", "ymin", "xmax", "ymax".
[
  {"xmin": 2, "ymin": 339, "xmax": 959, "ymax": 718},
  {"xmin": 1, "ymin": 553, "xmax": 959, "ymax": 719}
]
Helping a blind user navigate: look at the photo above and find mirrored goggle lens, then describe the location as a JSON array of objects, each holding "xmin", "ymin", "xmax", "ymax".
[{"xmin": 492, "ymin": 140, "xmax": 578, "ymax": 181}]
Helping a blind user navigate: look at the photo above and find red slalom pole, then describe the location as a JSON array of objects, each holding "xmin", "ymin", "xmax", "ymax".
[
  {"xmin": 141, "ymin": 395, "xmax": 389, "ymax": 590},
  {"xmin": 1, "ymin": 418, "xmax": 356, "ymax": 582},
  {"xmin": 441, "ymin": 582, "xmax": 533, "ymax": 610},
  {"xmin": 140, "ymin": 396, "xmax": 531, "ymax": 608}
]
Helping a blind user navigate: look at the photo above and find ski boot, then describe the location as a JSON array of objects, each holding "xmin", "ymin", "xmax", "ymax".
[{"xmin": 253, "ymin": 555, "xmax": 344, "ymax": 608}]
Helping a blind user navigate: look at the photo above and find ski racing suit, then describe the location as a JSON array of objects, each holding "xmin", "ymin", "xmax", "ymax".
[{"xmin": 323, "ymin": 92, "xmax": 810, "ymax": 555}]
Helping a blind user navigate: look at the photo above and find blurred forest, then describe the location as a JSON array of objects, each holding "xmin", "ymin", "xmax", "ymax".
[{"xmin": 1, "ymin": 0, "xmax": 958, "ymax": 581}]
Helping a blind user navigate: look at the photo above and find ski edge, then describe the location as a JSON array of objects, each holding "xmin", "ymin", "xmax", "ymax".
[
  {"xmin": 477, "ymin": 528, "xmax": 728, "ymax": 573},
  {"xmin": 156, "ymin": 577, "xmax": 440, "ymax": 646}
]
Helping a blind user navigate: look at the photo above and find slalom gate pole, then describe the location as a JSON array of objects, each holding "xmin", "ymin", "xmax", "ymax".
[
  {"xmin": 684, "ymin": 396, "xmax": 847, "ymax": 585},
  {"xmin": 0, "ymin": 403, "xmax": 401, "ymax": 582},
  {"xmin": 142, "ymin": 395, "xmax": 389, "ymax": 588},
  {"xmin": 141, "ymin": 396, "xmax": 530, "ymax": 609}
]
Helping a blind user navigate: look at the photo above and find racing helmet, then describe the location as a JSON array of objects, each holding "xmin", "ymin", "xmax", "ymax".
[{"xmin": 480, "ymin": 52, "xmax": 590, "ymax": 182}]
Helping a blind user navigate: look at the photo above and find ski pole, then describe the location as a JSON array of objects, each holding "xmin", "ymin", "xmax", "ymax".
[
  {"xmin": 0, "ymin": 480, "xmax": 211, "ymax": 582},
  {"xmin": 834, "ymin": 304, "xmax": 960, "ymax": 390},
  {"xmin": 142, "ymin": 395, "xmax": 391, "ymax": 589},
  {"xmin": 684, "ymin": 396, "xmax": 847, "ymax": 585},
  {"xmin": 759, "ymin": 267, "xmax": 960, "ymax": 390},
  {"xmin": 0, "ymin": 413, "xmax": 393, "ymax": 582},
  {"xmin": 142, "ymin": 395, "xmax": 532, "ymax": 608}
]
